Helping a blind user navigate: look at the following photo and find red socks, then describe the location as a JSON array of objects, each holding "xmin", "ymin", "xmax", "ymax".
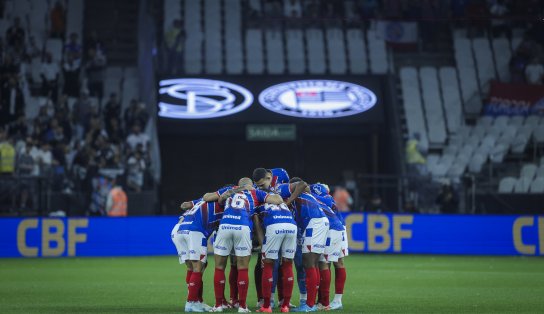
[
  {"xmin": 254, "ymin": 260, "xmax": 263, "ymax": 300},
  {"xmin": 188, "ymin": 272, "xmax": 202, "ymax": 302},
  {"xmin": 186, "ymin": 270, "xmax": 193, "ymax": 286},
  {"xmin": 277, "ymin": 265, "xmax": 284, "ymax": 301},
  {"xmin": 262, "ymin": 262, "xmax": 274, "ymax": 308},
  {"xmin": 229, "ymin": 265, "xmax": 238, "ymax": 303},
  {"xmin": 237, "ymin": 268, "xmax": 249, "ymax": 308},
  {"xmin": 335, "ymin": 267, "xmax": 346, "ymax": 295},
  {"xmin": 305, "ymin": 267, "xmax": 317, "ymax": 307},
  {"xmin": 319, "ymin": 269, "xmax": 331, "ymax": 306},
  {"xmin": 198, "ymin": 277, "xmax": 204, "ymax": 302},
  {"xmin": 281, "ymin": 261, "xmax": 294, "ymax": 308},
  {"xmin": 214, "ymin": 268, "xmax": 226, "ymax": 307}
]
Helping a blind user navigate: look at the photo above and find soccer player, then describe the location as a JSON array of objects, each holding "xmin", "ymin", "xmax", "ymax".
[
  {"xmin": 171, "ymin": 200, "xmax": 224, "ymax": 312},
  {"xmin": 276, "ymin": 178, "xmax": 330, "ymax": 312},
  {"xmin": 253, "ymin": 202, "xmax": 298, "ymax": 313},
  {"xmin": 310, "ymin": 183, "xmax": 347, "ymax": 310},
  {"xmin": 210, "ymin": 177, "xmax": 284, "ymax": 313},
  {"xmin": 252, "ymin": 167, "xmax": 290, "ymax": 308}
]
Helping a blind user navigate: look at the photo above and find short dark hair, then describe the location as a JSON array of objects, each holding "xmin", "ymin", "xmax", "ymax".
[
  {"xmin": 289, "ymin": 177, "xmax": 302, "ymax": 183},
  {"xmin": 252, "ymin": 168, "xmax": 268, "ymax": 182}
]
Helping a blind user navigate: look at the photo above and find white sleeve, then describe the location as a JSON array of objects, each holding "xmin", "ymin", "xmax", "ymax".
[{"xmin": 105, "ymin": 191, "xmax": 113, "ymax": 214}]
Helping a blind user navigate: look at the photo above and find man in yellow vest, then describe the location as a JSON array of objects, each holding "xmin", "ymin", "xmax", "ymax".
[
  {"xmin": 105, "ymin": 176, "xmax": 128, "ymax": 217},
  {"xmin": 0, "ymin": 133, "xmax": 16, "ymax": 175},
  {"xmin": 405, "ymin": 133, "xmax": 427, "ymax": 175}
]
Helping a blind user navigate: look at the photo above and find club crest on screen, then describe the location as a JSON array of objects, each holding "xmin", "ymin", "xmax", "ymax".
[
  {"xmin": 258, "ymin": 80, "xmax": 377, "ymax": 118},
  {"xmin": 158, "ymin": 78, "xmax": 254, "ymax": 119}
]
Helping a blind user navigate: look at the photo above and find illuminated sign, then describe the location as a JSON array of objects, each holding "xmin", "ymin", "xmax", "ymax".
[
  {"xmin": 158, "ymin": 79, "xmax": 254, "ymax": 119},
  {"xmin": 258, "ymin": 80, "xmax": 377, "ymax": 118}
]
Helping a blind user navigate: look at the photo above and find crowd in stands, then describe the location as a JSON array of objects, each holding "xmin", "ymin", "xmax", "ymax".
[{"xmin": 0, "ymin": 4, "xmax": 152, "ymax": 216}]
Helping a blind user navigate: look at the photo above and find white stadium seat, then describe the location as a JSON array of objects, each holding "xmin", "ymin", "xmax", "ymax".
[
  {"xmin": 346, "ymin": 29, "xmax": 368, "ymax": 74},
  {"xmin": 498, "ymin": 177, "xmax": 517, "ymax": 193}
]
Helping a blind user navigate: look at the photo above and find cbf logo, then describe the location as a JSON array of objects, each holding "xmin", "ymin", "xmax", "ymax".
[
  {"xmin": 158, "ymin": 79, "xmax": 254, "ymax": 119},
  {"xmin": 259, "ymin": 80, "xmax": 377, "ymax": 118}
]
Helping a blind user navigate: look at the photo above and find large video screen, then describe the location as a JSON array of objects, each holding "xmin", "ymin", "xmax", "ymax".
[{"xmin": 157, "ymin": 75, "xmax": 386, "ymax": 135}]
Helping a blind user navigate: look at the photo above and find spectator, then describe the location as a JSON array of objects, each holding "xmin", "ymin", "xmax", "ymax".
[
  {"xmin": 525, "ymin": 58, "xmax": 544, "ymax": 84},
  {"xmin": 333, "ymin": 186, "xmax": 353, "ymax": 212},
  {"xmin": 62, "ymin": 52, "xmax": 81, "ymax": 97},
  {"xmin": 16, "ymin": 139, "xmax": 35, "ymax": 176},
  {"xmin": 103, "ymin": 93, "xmax": 121, "ymax": 126},
  {"xmin": 89, "ymin": 175, "xmax": 111, "ymax": 216},
  {"xmin": 26, "ymin": 35, "xmax": 42, "ymax": 61},
  {"xmin": 64, "ymin": 33, "xmax": 82, "ymax": 61},
  {"xmin": 84, "ymin": 47, "xmax": 106, "ymax": 99},
  {"xmin": 0, "ymin": 76, "xmax": 25, "ymax": 127},
  {"xmin": 124, "ymin": 100, "xmax": 149, "ymax": 131},
  {"xmin": 126, "ymin": 150, "xmax": 146, "ymax": 192},
  {"xmin": 49, "ymin": 1, "xmax": 66, "ymax": 39},
  {"xmin": 406, "ymin": 133, "xmax": 427, "ymax": 175},
  {"xmin": 106, "ymin": 117, "xmax": 124, "ymax": 145},
  {"xmin": 489, "ymin": 0, "xmax": 510, "ymax": 37},
  {"xmin": 105, "ymin": 176, "xmax": 128, "ymax": 217},
  {"xmin": 5, "ymin": 17, "xmax": 25, "ymax": 51},
  {"xmin": 435, "ymin": 183, "xmax": 459, "ymax": 214},
  {"xmin": 73, "ymin": 91, "xmax": 94, "ymax": 137},
  {"xmin": 163, "ymin": 19, "xmax": 184, "ymax": 75},
  {"xmin": 0, "ymin": 133, "xmax": 16, "ymax": 175},
  {"xmin": 364, "ymin": 194, "xmax": 388, "ymax": 213},
  {"xmin": 40, "ymin": 52, "xmax": 60, "ymax": 101},
  {"xmin": 126, "ymin": 123, "xmax": 150, "ymax": 153},
  {"xmin": 37, "ymin": 142, "xmax": 53, "ymax": 177},
  {"xmin": 284, "ymin": 0, "xmax": 302, "ymax": 18},
  {"xmin": 85, "ymin": 30, "xmax": 104, "ymax": 53},
  {"xmin": 7, "ymin": 115, "xmax": 28, "ymax": 140}
]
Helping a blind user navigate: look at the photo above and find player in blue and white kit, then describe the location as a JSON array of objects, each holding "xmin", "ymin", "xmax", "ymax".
[
  {"xmin": 211, "ymin": 177, "xmax": 284, "ymax": 313},
  {"xmin": 253, "ymin": 203, "xmax": 298, "ymax": 313},
  {"xmin": 310, "ymin": 183, "xmax": 347, "ymax": 311},
  {"xmin": 276, "ymin": 178, "xmax": 329, "ymax": 312},
  {"xmin": 171, "ymin": 201, "xmax": 224, "ymax": 312},
  {"xmin": 252, "ymin": 167, "xmax": 291, "ymax": 309}
]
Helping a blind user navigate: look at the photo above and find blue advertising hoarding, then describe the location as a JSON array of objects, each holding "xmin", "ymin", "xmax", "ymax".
[{"xmin": 0, "ymin": 214, "xmax": 542, "ymax": 258}]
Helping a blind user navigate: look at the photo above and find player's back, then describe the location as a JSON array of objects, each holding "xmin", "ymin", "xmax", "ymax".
[
  {"xmin": 180, "ymin": 201, "xmax": 224, "ymax": 237},
  {"xmin": 221, "ymin": 189, "xmax": 268, "ymax": 226},
  {"xmin": 259, "ymin": 203, "xmax": 296, "ymax": 227}
]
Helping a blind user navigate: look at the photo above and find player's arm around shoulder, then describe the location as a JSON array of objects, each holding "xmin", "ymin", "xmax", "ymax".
[{"xmin": 285, "ymin": 181, "xmax": 308, "ymax": 205}]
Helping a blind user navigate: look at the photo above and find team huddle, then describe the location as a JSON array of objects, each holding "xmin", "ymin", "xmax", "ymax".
[{"xmin": 171, "ymin": 168, "xmax": 348, "ymax": 313}]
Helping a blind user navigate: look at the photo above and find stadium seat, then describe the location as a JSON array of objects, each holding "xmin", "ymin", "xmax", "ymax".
[
  {"xmin": 204, "ymin": 0, "xmax": 223, "ymax": 74},
  {"xmin": 46, "ymin": 38, "xmax": 63, "ymax": 63},
  {"xmin": 536, "ymin": 165, "xmax": 544, "ymax": 178},
  {"xmin": 66, "ymin": 0, "xmax": 84, "ymax": 38},
  {"xmin": 454, "ymin": 38, "xmax": 481, "ymax": 114},
  {"xmin": 529, "ymin": 177, "xmax": 544, "ymax": 193},
  {"xmin": 439, "ymin": 67, "xmax": 462, "ymax": 134},
  {"xmin": 265, "ymin": 30, "xmax": 285, "ymax": 74},
  {"xmin": 472, "ymin": 38, "xmax": 496, "ymax": 92},
  {"xmin": 509, "ymin": 116, "xmax": 525, "ymax": 127},
  {"xmin": 400, "ymin": 67, "xmax": 427, "ymax": 143},
  {"xmin": 286, "ymin": 29, "xmax": 306, "ymax": 74},
  {"xmin": 225, "ymin": 0, "xmax": 243, "ymax": 74},
  {"xmin": 498, "ymin": 177, "xmax": 517, "ymax": 193},
  {"xmin": 326, "ymin": 28, "xmax": 347, "ymax": 74},
  {"xmin": 367, "ymin": 30, "xmax": 388, "ymax": 74},
  {"xmin": 468, "ymin": 153, "xmax": 486, "ymax": 173},
  {"xmin": 246, "ymin": 29, "xmax": 264, "ymax": 74},
  {"xmin": 493, "ymin": 116, "xmax": 509, "ymax": 128},
  {"xmin": 525, "ymin": 116, "xmax": 541, "ymax": 129},
  {"xmin": 306, "ymin": 28, "xmax": 326, "ymax": 74},
  {"xmin": 346, "ymin": 29, "xmax": 368, "ymax": 74},
  {"xmin": 514, "ymin": 177, "xmax": 532, "ymax": 193},
  {"xmin": 492, "ymin": 38, "xmax": 512, "ymax": 82},
  {"xmin": 478, "ymin": 116, "xmax": 494, "ymax": 129},
  {"xmin": 163, "ymin": 0, "xmax": 181, "ymax": 34},
  {"xmin": 489, "ymin": 143, "xmax": 507, "ymax": 164},
  {"xmin": 420, "ymin": 67, "xmax": 446, "ymax": 145},
  {"xmin": 533, "ymin": 125, "xmax": 544, "ymax": 144},
  {"xmin": 520, "ymin": 164, "xmax": 537, "ymax": 180}
]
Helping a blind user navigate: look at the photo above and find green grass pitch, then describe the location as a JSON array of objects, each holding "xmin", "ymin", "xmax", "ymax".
[{"xmin": 1, "ymin": 254, "xmax": 543, "ymax": 313}]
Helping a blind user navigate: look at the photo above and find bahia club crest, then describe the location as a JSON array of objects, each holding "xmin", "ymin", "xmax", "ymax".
[{"xmin": 258, "ymin": 80, "xmax": 377, "ymax": 118}]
